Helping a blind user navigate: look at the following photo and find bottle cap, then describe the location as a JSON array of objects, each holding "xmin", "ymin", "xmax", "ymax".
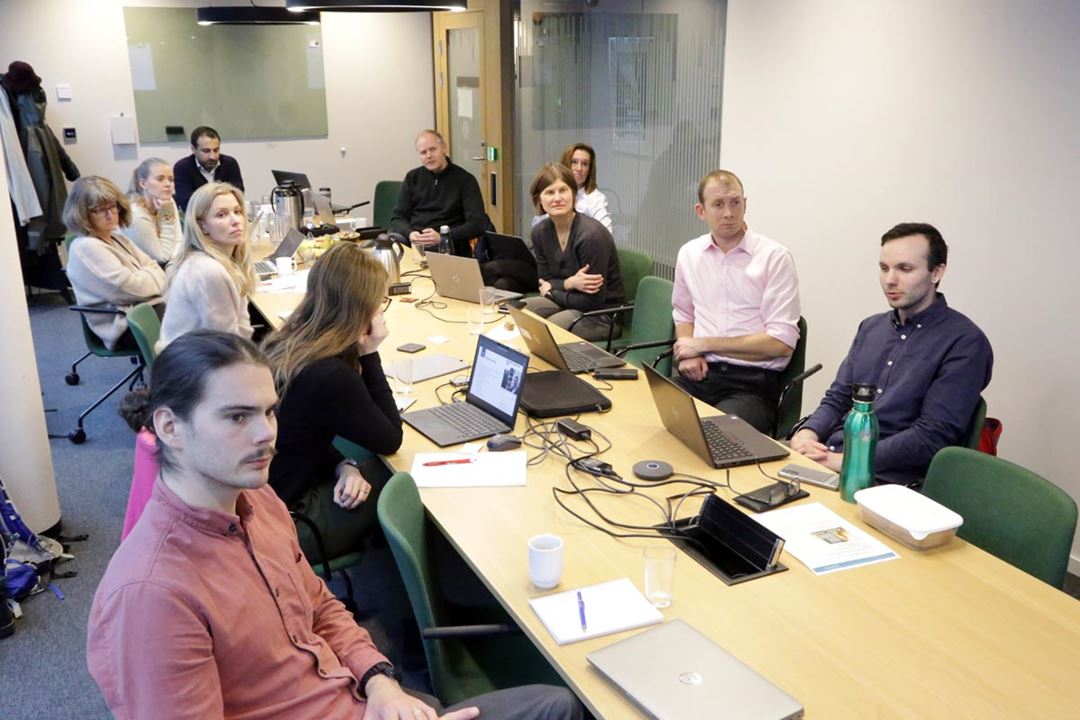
[
  {"xmin": 851, "ymin": 383, "xmax": 877, "ymax": 402},
  {"xmin": 439, "ymin": 225, "xmax": 450, "ymax": 233}
]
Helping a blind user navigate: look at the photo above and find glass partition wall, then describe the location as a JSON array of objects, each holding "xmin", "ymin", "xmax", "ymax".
[{"xmin": 513, "ymin": 0, "xmax": 727, "ymax": 277}]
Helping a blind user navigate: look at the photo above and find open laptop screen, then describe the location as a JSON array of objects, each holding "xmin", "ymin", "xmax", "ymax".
[
  {"xmin": 271, "ymin": 169, "xmax": 311, "ymax": 189},
  {"xmin": 466, "ymin": 336, "xmax": 529, "ymax": 425}
]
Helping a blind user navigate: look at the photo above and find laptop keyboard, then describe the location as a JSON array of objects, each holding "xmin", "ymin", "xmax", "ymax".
[
  {"xmin": 560, "ymin": 346, "xmax": 598, "ymax": 373},
  {"xmin": 428, "ymin": 402, "xmax": 505, "ymax": 436},
  {"xmin": 701, "ymin": 420, "xmax": 751, "ymax": 464},
  {"xmin": 254, "ymin": 259, "xmax": 276, "ymax": 277}
]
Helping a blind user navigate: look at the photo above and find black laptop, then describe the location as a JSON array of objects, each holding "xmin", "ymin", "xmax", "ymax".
[
  {"xmin": 508, "ymin": 306, "xmax": 624, "ymax": 373},
  {"xmin": 270, "ymin": 169, "xmax": 351, "ymax": 215},
  {"xmin": 643, "ymin": 364, "xmax": 789, "ymax": 469},
  {"xmin": 402, "ymin": 335, "xmax": 529, "ymax": 446}
]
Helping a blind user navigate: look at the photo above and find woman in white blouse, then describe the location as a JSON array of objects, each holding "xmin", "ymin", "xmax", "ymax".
[
  {"xmin": 124, "ymin": 157, "xmax": 181, "ymax": 265},
  {"xmin": 532, "ymin": 143, "xmax": 613, "ymax": 233},
  {"xmin": 158, "ymin": 182, "xmax": 255, "ymax": 350}
]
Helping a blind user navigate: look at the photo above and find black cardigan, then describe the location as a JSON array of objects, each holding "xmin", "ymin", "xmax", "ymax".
[
  {"xmin": 268, "ymin": 352, "xmax": 402, "ymax": 506},
  {"xmin": 390, "ymin": 160, "xmax": 489, "ymax": 256}
]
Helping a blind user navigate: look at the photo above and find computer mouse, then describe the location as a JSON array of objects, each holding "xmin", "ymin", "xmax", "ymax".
[{"xmin": 486, "ymin": 433, "xmax": 522, "ymax": 452}]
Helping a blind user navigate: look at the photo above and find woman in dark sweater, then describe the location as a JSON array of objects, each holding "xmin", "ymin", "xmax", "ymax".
[
  {"xmin": 523, "ymin": 163, "xmax": 625, "ymax": 341},
  {"xmin": 262, "ymin": 243, "xmax": 401, "ymax": 559}
]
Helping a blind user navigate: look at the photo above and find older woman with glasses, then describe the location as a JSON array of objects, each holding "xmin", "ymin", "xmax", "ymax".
[
  {"xmin": 261, "ymin": 243, "xmax": 402, "ymax": 560},
  {"xmin": 63, "ymin": 176, "xmax": 166, "ymax": 349}
]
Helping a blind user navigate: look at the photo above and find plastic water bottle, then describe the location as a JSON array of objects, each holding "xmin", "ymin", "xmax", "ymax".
[
  {"xmin": 839, "ymin": 383, "xmax": 879, "ymax": 503},
  {"xmin": 437, "ymin": 224, "xmax": 453, "ymax": 254}
]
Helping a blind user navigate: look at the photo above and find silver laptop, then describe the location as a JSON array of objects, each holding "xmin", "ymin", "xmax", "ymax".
[
  {"xmin": 508, "ymin": 306, "xmax": 624, "ymax": 374},
  {"xmin": 588, "ymin": 620, "xmax": 803, "ymax": 720},
  {"xmin": 643, "ymin": 364, "xmax": 789, "ymax": 469},
  {"xmin": 425, "ymin": 252, "xmax": 522, "ymax": 304},
  {"xmin": 401, "ymin": 335, "xmax": 528, "ymax": 446},
  {"xmin": 254, "ymin": 228, "xmax": 305, "ymax": 277}
]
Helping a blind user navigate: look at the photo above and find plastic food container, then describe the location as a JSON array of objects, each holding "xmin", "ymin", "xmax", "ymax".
[{"xmin": 853, "ymin": 484, "xmax": 963, "ymax": 549}]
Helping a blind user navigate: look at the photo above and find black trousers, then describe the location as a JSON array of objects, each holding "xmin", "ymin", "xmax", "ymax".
[{"xmin": 675, "ymin": 361, "xmax": 783, "ymax": 435}]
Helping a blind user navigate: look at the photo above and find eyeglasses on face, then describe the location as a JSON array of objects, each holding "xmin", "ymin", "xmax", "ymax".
[
  {"xmin": 90, "ymin": 203, "xmax": 120, "ymax": 217},
  {"xmin": 381, "ymin": 296, "xmax": 393, "ymax": 313}
]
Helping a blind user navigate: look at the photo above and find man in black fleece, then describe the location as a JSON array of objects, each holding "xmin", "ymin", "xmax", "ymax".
[{"xmin": 390, "ymin": 129, "xmax": 489, "ymax": 256}]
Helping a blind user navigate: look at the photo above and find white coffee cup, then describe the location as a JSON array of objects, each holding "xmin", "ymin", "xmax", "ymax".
[
  {"xmin": 528, "ymin": 533, "xmax": 564, "ymax": 589},
  {"xmin": 275, "ymin": 256, "xmax": 297, "ymax": 277}
]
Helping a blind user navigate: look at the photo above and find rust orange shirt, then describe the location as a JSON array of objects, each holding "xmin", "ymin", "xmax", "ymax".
[{"xmin": 87, "ymin": 481, "xmax": 387, "ymax": 719}]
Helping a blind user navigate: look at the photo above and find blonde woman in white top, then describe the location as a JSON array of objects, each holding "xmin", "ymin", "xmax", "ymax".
[
  {"xmin": 158, "ymin": 182, "xmax": 255, "ymax": 350},
  {"xmin": 532, "ymin": 143, "xmax": 613, "ymax": 233},
  {"xmin": 124, "ymin": 157, "xmax": 182, "ymax": 265}
]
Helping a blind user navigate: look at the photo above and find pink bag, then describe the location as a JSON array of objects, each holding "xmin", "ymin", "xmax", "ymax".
[{"xmin": 121, "ymin": 429, "xmax": 158, "ymax": 541}]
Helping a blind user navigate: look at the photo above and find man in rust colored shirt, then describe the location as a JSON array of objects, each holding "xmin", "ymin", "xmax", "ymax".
[{"xmin": 86, "ymin": 331, "xmax": 580, "ymax": 720}]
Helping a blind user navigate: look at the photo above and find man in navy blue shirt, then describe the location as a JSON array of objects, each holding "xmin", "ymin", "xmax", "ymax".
[{"xmin": 791, "ymin": 223, "xmax": 993, "ymax": 486}]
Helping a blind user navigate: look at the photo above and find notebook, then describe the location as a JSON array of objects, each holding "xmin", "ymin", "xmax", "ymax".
[
  {"xmin": 642, "ymin": 364, "xmax": 789, "ymax": 469},
  {"xmin": 254, "ymin": 228, "xmax": 305, "ymax": 277},
  {"xmin": 587, "ymin": 620, "xmax": 804, "ymax": 720},
  {"xmin": 425, "ymin": 252, "xmax": 522, "ymax": 304},
  {"xmin": 508, "ymin": 306, "xmax": 624, "ymax": 373},
  {"xmin": 528, "ymin": 578, "xmax": 662, "ymax": 645},
  {"xmin": 402, "ymin": 335, "xmax": 528, "ymax": 446}
]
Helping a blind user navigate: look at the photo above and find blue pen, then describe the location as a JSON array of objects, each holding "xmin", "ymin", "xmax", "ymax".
[{"xmin": 577, "ymin": 591, "xmax": 587, "ymax": 633}]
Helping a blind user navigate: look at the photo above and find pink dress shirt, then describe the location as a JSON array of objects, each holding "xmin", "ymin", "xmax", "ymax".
[
  {"xmin": 87, "ymin": 481, "xmax": 388, "ymax": 719},
  {"xmin": 671, "ymin": 229, "xmax": 801, "ymax": 371}
]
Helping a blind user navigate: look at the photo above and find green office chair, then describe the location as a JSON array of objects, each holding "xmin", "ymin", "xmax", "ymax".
[
  {"xmin": 124, "ymin": 302, "xmax": 162, "ymax": 371},
  {"xmin": 774, "ymin": 317, "xmax": 821, "ymax": 439},
  {"xmin": 377, "ymin": 472, "xmax": 563, "ymax": 705},
  {"xmin": 372, "ymin": 180, "xmax": 404, "ymax": 231},
  {"xmin": 923, "ymin": 447, "xmax": 1078, "ymax": 589},
  {"xmin": 613, "ymin": 276, "xmax": 675, "ymax": 375},
  {"xmin": 291, "ymin": 436, "xmax": 384, "ymax": 616},
  {"xmin": 965, "ymin": 396, "xmax": 987, "ymax": 450},
  {"xmin": 567, "ymin": 246, "xmax": 653, "ymax": 349},
  {"xmin": 65, "ymin": 306, "xmax": 145, "ymax": 444}
]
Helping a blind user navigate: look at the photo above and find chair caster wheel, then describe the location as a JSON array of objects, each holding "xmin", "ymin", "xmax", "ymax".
[
  {"xmin": 68, "ymin": 428, "xmax": 86, "ymax": 444},
  {"xmin": 65, "ymin": 373, "xmax": 80, "ymax": 385}
]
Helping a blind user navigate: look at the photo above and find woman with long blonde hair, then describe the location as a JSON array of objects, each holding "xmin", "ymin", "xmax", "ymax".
[
  {"xmin": 124, "ymin": 157, "xmax": 181, "ymax": 265},
  {"xmin": 262, "ymin": 242, "xmax": 401, "ymax": 559},
  {"xmin": 158, "ymin": 182, "xmax": 255, "ymax": 350}
]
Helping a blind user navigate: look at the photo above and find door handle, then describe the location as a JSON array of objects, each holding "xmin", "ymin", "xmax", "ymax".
[{"xmin": 471, "ymin": 156, "xmax": 485, "ymax": 161}]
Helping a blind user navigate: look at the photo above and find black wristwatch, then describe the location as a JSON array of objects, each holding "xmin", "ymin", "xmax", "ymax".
[{"xmin": 358, "ymin": 661, "xmax": 401, "ymax": 698}]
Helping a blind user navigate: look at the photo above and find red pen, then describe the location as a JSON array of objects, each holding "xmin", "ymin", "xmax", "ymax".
[{"xmin": 423, "ymin": 458, "xmax": 476, "ymax": 467}]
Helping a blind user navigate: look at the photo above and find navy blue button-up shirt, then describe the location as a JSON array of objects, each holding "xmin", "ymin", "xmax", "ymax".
[{"xmin": 802, "ymin": 294, "xmax": 993, "ymax": 485}]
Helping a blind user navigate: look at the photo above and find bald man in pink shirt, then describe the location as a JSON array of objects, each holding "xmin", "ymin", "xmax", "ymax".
[{"xmin": 671, "ymin": 170, "xmax": 801, "ymax": 434}]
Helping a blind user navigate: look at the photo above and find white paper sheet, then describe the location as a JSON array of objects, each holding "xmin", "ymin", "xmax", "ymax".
[
  {"xmin": 753, "ymin": 502, "xmax": 899, "ymax": 575},
  {"xmin": 410, "ymin": 450, "xmax": 526, "ymax": 488},
  {"xmin": 529, "ymin": 578, "xmax": 663, "ymax": 645}
]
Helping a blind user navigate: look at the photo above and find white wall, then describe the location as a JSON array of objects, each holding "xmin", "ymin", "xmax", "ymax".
[
  {"xmin": 722, "ymin": 0, "xmax": 1080, "ymax": 569},
  {"xmin": 0, "ymin": 0, "xmax": 435, "ymax": 206}
]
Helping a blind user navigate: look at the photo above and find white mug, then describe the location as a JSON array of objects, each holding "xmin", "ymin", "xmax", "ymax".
[
  {"xmin": 275, "ymin": 256, "xmax": 297, "ymax": 277},
  {"xmin": 528, "ymin": 533, "xmax": 564, "ymax": 589}
]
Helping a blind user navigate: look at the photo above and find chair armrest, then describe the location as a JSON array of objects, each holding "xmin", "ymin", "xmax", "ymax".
[
  {"xmin": 69, "ymin": 304, "xmax": 125, "ymax": 316},
  {"xmin": 775, "ymin": 363, "xmax": 823, "ymax": 439},
  {"xmin": 652, "ymin": 347, "xmax": 675, "ymax": 370},
  {"xmin": 566, "ymin": 303, "xmax": 635, "ymax": 351},
  {"xmin": 421, "ymin": 624, "xmax": 522, "ymax": 639},
  {"xmin": 614, "ymin": 338, "xmax": 676, "ymax": 358},
  {"xmin": 290, "ymin": 511, "xmax": 334, "ymax": 583}
]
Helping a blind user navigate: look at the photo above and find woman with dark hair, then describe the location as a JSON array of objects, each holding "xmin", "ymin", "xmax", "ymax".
[
  {"xmin": 523, "ymin": 163, "xmax": 624, "ymax": 341},
  {"xmin": 124, "ymin": 157, "xmax": 181, "ymax": 265},
  {"xmin": 261, "ymin": 242, "xmax": 401, "ymax": 559},
  {"xmin": 531, "ymin": 143, "xmax": 613, "ymax": 233},
  {"xmin": 63, "ymin": 176, "xmax": 166, "ymax": 349}
]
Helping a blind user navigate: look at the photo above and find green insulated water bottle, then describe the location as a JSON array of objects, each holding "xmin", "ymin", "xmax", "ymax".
[{"xmin": 839, "ymin": 383, "xmax": 879, "ymax": 503}]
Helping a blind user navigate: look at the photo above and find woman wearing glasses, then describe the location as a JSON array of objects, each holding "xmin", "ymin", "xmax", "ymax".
[
  {"xmin": 124, "ymin": 157, "xmax": 181, "ymax": 266},
  {"xmin": 63, "ymin": 176, "xmax": 166, "ymax": 349},
  {"xmin": 158, "ymin": 182, "xmax": 255, "ymax": 350},
  {"xmin": 262, "ymin": 242, "xmax": 402, "ymax": 559}
]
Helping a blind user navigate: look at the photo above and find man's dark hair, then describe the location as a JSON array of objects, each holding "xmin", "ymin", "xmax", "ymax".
[
  {"xmin": 190, "ymin": 126, "xmax": 221, "ymax": 148},
  {"xmin": 881, "ymin": 222, "xmax": 948, "ymax": 270},
  {"xmin": 119, "ymin": 331, "xmax": 267, "ymax": 469}
]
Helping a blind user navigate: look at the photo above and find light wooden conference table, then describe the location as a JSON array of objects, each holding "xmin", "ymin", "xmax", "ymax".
[{"xmin": 252, "ymin": 248, "xmax": 1080, "ymax": 719}]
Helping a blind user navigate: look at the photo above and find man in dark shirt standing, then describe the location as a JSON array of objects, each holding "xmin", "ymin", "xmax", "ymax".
[
  {"xmin": 173, "ymin": 126, "xmax": 245, "ymax": 211},
  {"xmin": 391, "ymin": 129, "xmax": 489, "ymax": 256},
  {"xmin": 791, "ymin": 222, "xmax": 993, "ymax": 486}
]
